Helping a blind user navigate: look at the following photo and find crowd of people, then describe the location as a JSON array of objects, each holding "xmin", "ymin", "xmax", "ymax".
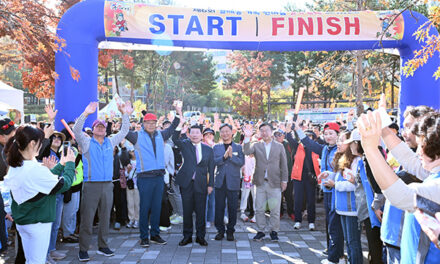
[{"xmin": 0, "ymin": 96, "xmax": 440, "ymax": 264}]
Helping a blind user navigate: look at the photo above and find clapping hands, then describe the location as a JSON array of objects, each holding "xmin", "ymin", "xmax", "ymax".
[{"xmin": 42, "ymin": 155, "xmax": 58, "ymax": 170}]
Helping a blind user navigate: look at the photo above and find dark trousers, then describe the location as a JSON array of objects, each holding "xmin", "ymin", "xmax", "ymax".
[
  {"xmin": 363, "ymin": 218, "xmax": 385, "ymax": 264},
  {"xmin": 281, "ymin": 179, "xmax": 294, "ymax": 216},
  {"xmin": 112, "ymin": 182, "xmax": 128, "ymax": 224},
  {"xmin": 14, "ymin": 227, "xmax": 25, "ymax": 264},
  {"xmin": 180, "ymin": 181, "xmax": 207, "ymax": 239},
  {"xmin": 214, "ymin": 181, "xmax": 239, "ymax": 235},
  {"xmin": 138, "ymin": 176, "xmax": 164, "ymax": 239},
  {"xmin": 326, "ymin": 192, "xmax": 344, "ymax": 263},
  {"xmin": 160, "ymin": 183, "xmax": 171, "ymax": 227},
  {"xmin": 293, "ymin": 179, "xmax": 316, "ymax": 223},
  {"xmin": 324, "ymin": 192, "xmax": 331, "ymax": 249},
  {"xmin": 0, "ymin": 196, "xmax": 7, "ymax": 251}
]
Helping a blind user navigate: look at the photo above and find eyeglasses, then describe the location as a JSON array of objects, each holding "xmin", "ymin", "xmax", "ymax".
[{"xmin": 1, "ymin": 121, "xmax": 14, "ymax": 131}]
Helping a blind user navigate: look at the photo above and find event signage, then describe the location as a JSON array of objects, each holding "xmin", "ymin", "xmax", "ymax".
[{"xmin": 104, "ymin": 1, "xmax": 404, "ymax": 42}]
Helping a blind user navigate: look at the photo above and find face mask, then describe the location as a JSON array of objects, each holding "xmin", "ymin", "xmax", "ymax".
[{"xmin": 130, "ymin": 160, "xmax": 136, "ymax": 166}]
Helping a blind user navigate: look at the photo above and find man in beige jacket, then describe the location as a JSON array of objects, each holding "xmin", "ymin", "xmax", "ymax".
[{"xmin": 243, "ymin": 122, "xmax": 288, "ymax": 241}]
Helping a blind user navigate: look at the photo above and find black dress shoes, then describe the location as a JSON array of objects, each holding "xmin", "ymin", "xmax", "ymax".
[
  {"xmin": 196, "ymin": 237, "xmax": 208, "ymax": 246},
  {"xmin": 179, "ymin": 237, "xmax": 192, "ymax": 246},
  {"xmin": 214, "ymin": 233, "xmax": 224, "ymax": 240},
  {"xmin": 226, "ymin": 233, "xmax": 235, "ymax": 241}
]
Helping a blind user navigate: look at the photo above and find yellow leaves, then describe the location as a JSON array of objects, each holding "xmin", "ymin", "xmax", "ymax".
[
  {"xmin": 433, "ymin": 67, "xmax": 440, "ymax": 80},
  {"xmin": 36, "ymin": 42, "xmax": 46, "ymax": 52},
  {"xmin": 70, "ymin": 66, "xmax": 80, "ymax": 82},
  {"xmin": 298, "ymin": 68, "xmax": 311, "ymax": 76}
]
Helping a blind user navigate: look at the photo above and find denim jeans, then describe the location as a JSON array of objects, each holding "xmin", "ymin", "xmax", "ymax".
[
  {"xmin": 206, "ymin": 188, "xmax": 215, "ymax": 223},
  {"xmin": 386, "ymin": 245, "xmax": 401, "ymax": 264},
  {"xmin": 137, "ymin": 176, "xmax": 164, "ymax": 239},
  {"xmin": 62, "ymin": 191, "xmax": 80, "ymax": 237},
  {"xmin": 327, "ymin": 193, "xmax": 344, "ymax": 263},
  {"xmin": 48, "ymin": 194, "xmax": 63, "ymax": 252},
  {"xmin": 340, "ymin": 215, "xmax": 363, "ymax": 264}
]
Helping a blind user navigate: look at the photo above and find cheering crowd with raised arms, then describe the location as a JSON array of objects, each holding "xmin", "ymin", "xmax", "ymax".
[{"xmin": 1, "ymin": 95, "xmax": 440, "ymax": 264}]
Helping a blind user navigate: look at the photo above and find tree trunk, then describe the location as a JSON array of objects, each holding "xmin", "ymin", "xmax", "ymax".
[
  {"xmin": 104, "ymin": 70, "xmax": 109, "ymax": 104},
  {"xmin": 391, "ymin": 59, "xmax": 397, "ymax": 109},
  {"xmin": 356, "ymin": 51, "xmax": 364, "ymax": 116},
  {"xmin": 113, "ymin": 57, "xmax": 119, "ymax": 96},
  {"xmin": 356, "ymin": 0, "xmax": 365, "ymax": 116}
]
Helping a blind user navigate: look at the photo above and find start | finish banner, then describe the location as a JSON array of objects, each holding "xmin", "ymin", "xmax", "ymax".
[{"xmin": 104, "ymin": 1, "xmax": 404, "ymax": 42}]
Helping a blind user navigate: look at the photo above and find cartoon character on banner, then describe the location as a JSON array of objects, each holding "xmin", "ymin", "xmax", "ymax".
[
  {"xmin": 376, "ymin": 12, "xmax": 404, "ymax": 40},
  {"xmin": 114, "ymin": 11, "xmax": 128, "ymax": 36}
]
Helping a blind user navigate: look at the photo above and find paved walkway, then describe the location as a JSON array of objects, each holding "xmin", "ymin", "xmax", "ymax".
[{"xmin": 2, "ymin": 204, "xmax": 371, "ymax": 263}]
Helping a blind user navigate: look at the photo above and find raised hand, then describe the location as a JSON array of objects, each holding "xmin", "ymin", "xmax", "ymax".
[
  {"xmin": 84, "ymin": 102, "xmax": 99, "ymax": 116},
  {"xmin": 243, "ymin": 124, "xmax": 253, "ymax": 138},
  {"xmin": 44, "ymin": 124, "xmax": 54, "ymax": 139},
  {"xmin": 42, "ymin": 155, "xmax": 58, "ymax": 170},
  {"xmin": 347, "ymin": 109, "xmax": 356, "ymax": 122},
  {"xmin": 118, "ymin": 101, "xmax": 134, "ymax": 115},
  {"xmin": 45, "ymin": 104, "xmax": 58, "ymax": 121},
  {"xmin": 173, "ymin": 100, "xmax": 183, "ymax": 116},
  {"xmin": 357, "ymin": 111, "xmax": 382, "ymax": 150},
  {"xmin": 60, "ymin": 147, "xmax": 76, "ymax": 165}
]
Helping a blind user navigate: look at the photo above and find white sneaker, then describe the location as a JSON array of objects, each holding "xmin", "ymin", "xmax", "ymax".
[
  {"xmin": 293, "ymin": 222, "xmax": 301, "ymax": 230},
  {"xmin": 50, "ymin": 250, "xmax": 66, "ymax": 260},
  {"xmin": 309, "ymin": 223, "xmax": 315, "ymax": 231},
  {"xmin": 159, "ymin": 226, "xmax": 171, "ymax": 232},
  {"xmin": 132, "ymin": 221, "xmax": 139, "ymax": 229},
  {"xmin": 46, "ymin": 255, "xmax": 56, "ymax": 264},
  {"xmin": 224, "ymin": 216, "xmax": 229, "ymax": 225},
  {"xmin": 206, "ymin": 221, "xmax": 211, "ymax": 228},
  {"xmin": 126, "ymin": 221, "xmax": 133, "ymax": 228},
  {"xmin": 171, "ymin": 216, "xmax": 183, "ymax": 225},
  {"xmin": 250, "ymin": 217, "xmax": 256, "ymax": 223},
  {"xmin": 169, "ymin": 214, "xmax": 177, "ymax": 221},
  {"xmin": 321, "ymin": 259, "xmax": 338, "ymax": 264},
  {"xmin": 240, "ymin": 213, "xmax": 249, "ymax": 222}
]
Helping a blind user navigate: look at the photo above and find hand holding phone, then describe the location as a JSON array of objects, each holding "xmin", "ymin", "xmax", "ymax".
[{"xmin": 63, "ymin": 141, "xmax": 71, "ymax": 157}]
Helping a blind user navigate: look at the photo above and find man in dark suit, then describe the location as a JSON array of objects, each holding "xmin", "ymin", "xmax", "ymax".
[
  {"xmin": 172, "ymin": 122, "xmax": 214, "ymax": 246},
  {"xmin": 213, "ymin": 124, "xmax": 245, "ymax": 241}
]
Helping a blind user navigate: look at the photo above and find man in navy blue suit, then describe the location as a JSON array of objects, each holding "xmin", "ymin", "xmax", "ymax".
[
  {"xmin": 213, "ymin": 124, "xmax": 245, "ymax": 241},
  {"xmin": 172, "ymin": 122, "xmax": 214, "ymax": 246}
]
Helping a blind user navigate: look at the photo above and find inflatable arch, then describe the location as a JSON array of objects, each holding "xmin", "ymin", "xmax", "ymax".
[{"xmin": 55, "ymin": 0, "xmax": 440, "ymax": 128}]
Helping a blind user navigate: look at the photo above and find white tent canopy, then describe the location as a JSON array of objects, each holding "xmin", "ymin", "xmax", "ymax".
[{"xmin": 0, "ymin": 81, "xmax": 24, "ymax": 120}]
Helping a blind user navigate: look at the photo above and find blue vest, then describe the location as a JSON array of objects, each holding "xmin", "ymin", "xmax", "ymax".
[
  {"xmin": 334, "ymin": 171, "xmax": 357, "ymax": 213},
  {"xmin": 83, "ymin": 137, "xmax": 114, "ymax": 182},
  {"xmin": 381, "ymin": 200, "xmax": 404, "ymax": 247},
  {"xmin": 321, "ymin": 145, "xmax": 337, "ymax": 193},
  {"xmin": 401, "ymin": 172, "xmax": 440, "ymax": 264},
  {"xmin": 134, "ymin": 130, "xmax": 165, "ymax": 173},
  {"xmin": 358, "ymin": 159, "xmax": 381, "ymax": 228}
]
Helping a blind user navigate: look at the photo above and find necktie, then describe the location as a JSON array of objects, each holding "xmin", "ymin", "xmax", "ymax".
[{"xmin": 192, "ymin": 144, "xmax": 199, "ymax": 180}]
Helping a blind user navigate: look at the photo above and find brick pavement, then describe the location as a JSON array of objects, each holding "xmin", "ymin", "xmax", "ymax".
[{"xmin": 1, "ymin": 204, "xmax": 371, "ymax": 263}]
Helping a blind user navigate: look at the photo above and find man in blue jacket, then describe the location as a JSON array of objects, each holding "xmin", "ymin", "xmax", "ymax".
[
  {"xmin": 73, "ymin": 101, "xmax": 132, "ymax": 262},
  {"xmin": 213, "ymin": 124, "xmax": 245, "ymax": 241},
  {"xmin": 125, "ymin": 102, "xmax": 182, "ymax": 248}
]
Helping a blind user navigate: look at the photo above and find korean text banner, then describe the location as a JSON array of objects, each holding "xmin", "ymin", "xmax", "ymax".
[{"xmin": 104, "ymin": 1, "xmax": 404, "ymax": 42}]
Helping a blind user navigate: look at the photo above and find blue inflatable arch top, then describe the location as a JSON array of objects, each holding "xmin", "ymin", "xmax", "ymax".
[{"xmin": 55, "ymin": 0, "xmax": 440, "ymax": 128}]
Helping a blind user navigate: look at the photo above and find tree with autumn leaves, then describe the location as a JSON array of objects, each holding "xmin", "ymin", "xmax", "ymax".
[
  {"xmin": 225, "ymin": 52, "xmax": 272, "ymax": 119},
  {"xmin": 0, "ymin": 0, "xmax": 81, "ymax": 98}
]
